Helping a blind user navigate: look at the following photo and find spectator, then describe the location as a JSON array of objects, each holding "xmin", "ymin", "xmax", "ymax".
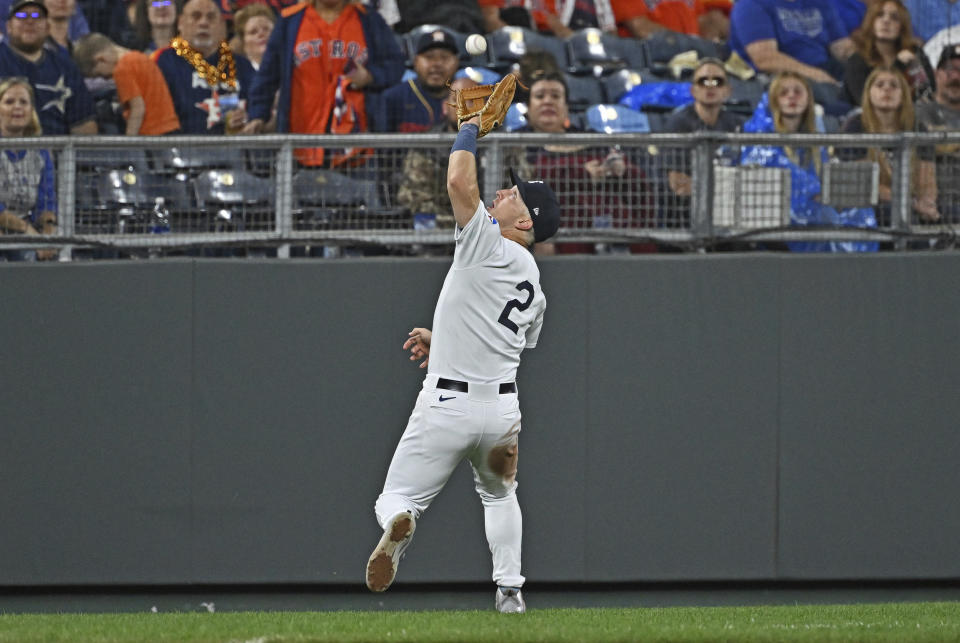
[
  {"xmin": 916, "ymin": 44, "xmax": 960, "ymax": 223},
  {"xmin": 152, "ymin": 0, "xmax": 254, "ymax": 135},
  {"xmin": 45, "ymin": 0, "xmax": 88, "ymax": 52},
  {"xmin": 381, "ymin": 29, "xmax": 460, "ymax": 133},
  {"xmin": 0, "ymin": 0, "xmax": 97, "ymax": 134},
  {"xmin": 242, "ymin": 0, "xmax": 404, "ymax": 167},
  {"xmin": 479, "ymin": 0, "xmax": 618, "ymax": 38},
  {"xmin": 843, "ymin": 0, "xmax": 934, "ymax": 106},
  {"xmin": 840, "ymin": 67, "xmax": 939, "ymax": 224},
  {"xmin": 73, "ymin": 32, "xmax": 180, "ymax": 135},
  {"xmin": 729, "ymin": 0, "xmax": 856, "ymax": 85},
  {"xmin": 509, "ymin": 70, "xmax": 654, "ymax": 254},
  {"xmin": 740, "ymin": 71, "xmax": 878, "ymax": 252},
  {"xmin": 612, "ymin": 0, "xmax": 733, "ymax": 42},
  {"xmin": 131, "ymin": 0, "xmax": 177, "ymax": 52},
  {"xmin": 228, "ymin": 3, "xmax": 275, "ymax": 70},
  {"xmin": 0, "ymin": 77, "xmax": 57, "ymax": 261},
  {"xmin": 0, "ymin": 0, "xmax": 88, "ymax": 47},
  {"xmin": 664, "ymin": 57, "xmax": 744, "ymax": 198},
  {"xmin": 395, "ymin": 76, "xmax": 479, "ymax": 229}
]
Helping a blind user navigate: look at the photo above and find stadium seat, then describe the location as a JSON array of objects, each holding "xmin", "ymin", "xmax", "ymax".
[
  {"xmin": 193, "ymin": 169, "xmax": 273, "ymax": 208},
  {"xmin": 604, "ymin": 34, "xmax": 648, "ymax": 70},
  {"xmin": 192, "ymin": 168, "xmax": 274, "ymax": 231},
  {"xmin": 585, "ymin": 104, "xmax": 650, "ymax": 133},
  {"xmin": 563, "ymin": 72, "xmax": 603, "ymax": 110},
  {"xmin": 644, "ymin": 111, "xmax": 671, "ymax": 132},
  {"xmin": 74, "ymin": 149, "xmax": 158, "ymax": 234},
  {"xmin": 725, "ymin": 77, "xmax": 765, "ymax": 114},
  {"xmin": 601, "ymin": 68, "xmax": 643, "ymax": 103},
  {"xmin": 643, "ymin": 31, "xmax": 729, "ymax": 64},
  {"xmin": 486, "ymin": 26, "xmax": 569, "ymax": 72},
  {"xmin": 293, "ymin": 168, "xmax": 408, "ymax": 229},
  {"xmin": 154, "ymin": 146, "xmax": 244, "ymax": 172},
  {"xmin": 76, "ymin": 148, "xmax": 150, "ymax": 172},
  {"xmin": 566, "ymin": 28, "xmax": 627, "ymax": 74}
]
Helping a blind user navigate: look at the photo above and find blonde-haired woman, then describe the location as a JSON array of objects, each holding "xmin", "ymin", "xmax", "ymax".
[
  {"xmin": 740, "ymin": 71, "xmax": 878, "ymax": 252},
  {"xmin": 0, "ymin": 77, "xmax": 57, "ymax": 261},
  {"xmin": 840, "ymin": 67, "xmax": 939, "ymax": 224},
  {"xmin": 229, "ymin": 4, "xmax": 276, "ymax": 70}
]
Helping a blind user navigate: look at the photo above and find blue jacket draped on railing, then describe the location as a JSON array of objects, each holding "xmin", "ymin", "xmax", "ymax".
[{"xmin": 739, "ymin": 93, "xmax": 878, "ymax": 253}]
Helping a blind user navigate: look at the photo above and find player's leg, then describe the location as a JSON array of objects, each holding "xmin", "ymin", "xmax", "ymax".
[
  {"xmin": 375, "ymin": 391, "xmax": 472, "ymax": 522},
  {"xmin": 368, "ymin": 389, "xmax": 474, "ymax": 591},
  {"xmin": 470, "ymin": 399, "xmax": 526, "ymax": 607}
]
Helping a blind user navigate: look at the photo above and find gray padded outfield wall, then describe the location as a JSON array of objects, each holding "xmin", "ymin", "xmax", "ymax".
[{"xmin": 1, "ymin": 254, "xmax": 958, "ymax": 586}]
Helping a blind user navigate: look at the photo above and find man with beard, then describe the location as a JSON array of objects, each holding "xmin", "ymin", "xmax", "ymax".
[
  {"xmin": 916, "ymin": 44, "xmax": 960, "ymax": 223},
  {"xmin": 152, "ymin": 0, "xmax": 254, "ymax": 134},
  {"xmin": 380, "ymin": 30, "xmax": 460, "ymax": 133},
  {"xmin": 0, "ymin": 0, "xmax": 96, "ymax": 134},
  {"xmin": 394, "ymin": 75, "xmax": 479, "ymax": 229}
]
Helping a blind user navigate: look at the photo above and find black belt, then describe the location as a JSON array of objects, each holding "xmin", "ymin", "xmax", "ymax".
[{"xmin": 437, "ymin": 377, "xmax": 516, "ymax": 394}]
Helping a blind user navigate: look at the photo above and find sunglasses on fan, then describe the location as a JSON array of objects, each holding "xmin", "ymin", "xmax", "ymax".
[{"xmin": 694, "ymin": 76, "xmax": 726, "ymax": 87}]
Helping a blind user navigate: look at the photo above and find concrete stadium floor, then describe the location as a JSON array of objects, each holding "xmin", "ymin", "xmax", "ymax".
[{"xmin": 2, "ymin": 582, "xmax": 959, "ymax": 614}]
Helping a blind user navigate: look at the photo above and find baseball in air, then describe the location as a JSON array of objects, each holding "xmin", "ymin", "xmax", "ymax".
[{"xmin": 466, "ymin": 34, "xmax": 487, "ymax": 56}]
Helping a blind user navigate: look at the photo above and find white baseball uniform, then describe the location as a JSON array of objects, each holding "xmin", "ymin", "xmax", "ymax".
[{"xmin": 374, "ymin": 200, "xmax": 546, "ymax": 588}]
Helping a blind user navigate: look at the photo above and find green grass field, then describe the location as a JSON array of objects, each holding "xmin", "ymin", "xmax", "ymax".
[{"xmin": 1, "ymin": 602, "xmax": 958, "ymax": 643}]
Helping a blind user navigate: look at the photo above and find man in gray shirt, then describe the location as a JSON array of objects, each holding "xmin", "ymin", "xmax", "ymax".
[
  {"xmin": 916, "ymin": 44, "xmax": 960, "ymax": 223},
  {"xmin": 663, "ymin": 58, "xmax": 744, "ymax": 227}
]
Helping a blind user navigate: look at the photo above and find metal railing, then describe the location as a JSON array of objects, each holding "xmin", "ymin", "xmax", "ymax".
[{"xmin": 2, "ymin": 130, "xmax": 959, "ymax": 259}]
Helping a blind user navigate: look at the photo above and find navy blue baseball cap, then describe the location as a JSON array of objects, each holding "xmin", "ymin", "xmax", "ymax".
[
  {"xmin": 416, "ymin": 30, "xmax": 459, "ymax": 56},
  {"xmin": 9, "ymin": 0, "xmax": 47, "ymax": 18},
  {"xmin": 510, "ymin": 168, "xmax": 560, "ymax": 243}
]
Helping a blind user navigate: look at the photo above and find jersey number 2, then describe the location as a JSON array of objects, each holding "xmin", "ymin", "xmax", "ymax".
[{"xmin": 498, "ymin": 280, "xmax": 534, "ymax": 334}]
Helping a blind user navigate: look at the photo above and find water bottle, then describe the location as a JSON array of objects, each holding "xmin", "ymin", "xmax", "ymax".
[{"xmin": 150, "ymin": 197, "xmax": 170, "ymax": 234}]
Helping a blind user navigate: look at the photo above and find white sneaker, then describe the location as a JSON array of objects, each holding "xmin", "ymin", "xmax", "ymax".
[
  {"xmin": 495, "ymin": 586, "xmax": 526, "ymax": 613},
  {"xmin": 365, "ymin": 512, "xmax": 415, "ymax": 592}
]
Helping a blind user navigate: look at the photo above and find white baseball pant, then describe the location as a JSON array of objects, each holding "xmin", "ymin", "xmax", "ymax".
[{"xmin": 375, "ymin": 373, "xmax": 525, "ymax": 588}]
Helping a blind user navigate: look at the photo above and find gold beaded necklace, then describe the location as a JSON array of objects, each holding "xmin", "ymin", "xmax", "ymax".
[{"xmin": 171, "ymin": 37, "xmax": 237, "ymax": 90}]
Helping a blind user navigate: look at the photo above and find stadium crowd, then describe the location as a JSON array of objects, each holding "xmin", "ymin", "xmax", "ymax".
[{"xmin": 1, "ymin": 0, "xmax": 960, "ymax": 259}]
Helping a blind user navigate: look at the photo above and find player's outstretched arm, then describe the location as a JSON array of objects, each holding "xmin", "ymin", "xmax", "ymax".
[
  {"xmin": 447, "ymin": 117, "xmax": 482, "ymax": 229},
  {"xmin": 402, "ymin": 327, "xmax": 432, "ymax": 369}
]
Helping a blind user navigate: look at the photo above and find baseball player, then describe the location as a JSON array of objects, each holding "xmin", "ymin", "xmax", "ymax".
[{"xmin": 365, "ymin": 113, "xmax": 560, "ymax": 614}]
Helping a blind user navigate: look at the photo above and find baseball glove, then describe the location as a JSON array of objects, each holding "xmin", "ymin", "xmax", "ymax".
[{"xmin": 452, "ymin": 72, "xmax": 524, "ymax": 137}]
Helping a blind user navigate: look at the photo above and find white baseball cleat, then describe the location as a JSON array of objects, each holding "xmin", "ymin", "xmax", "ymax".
[
  {"xmin": 495, "ymin": 586, "xmax": 526, "ymax": 613},
  {"xmin": 365, "ymin": 511, "xmax": 416, "ymax": 592}
]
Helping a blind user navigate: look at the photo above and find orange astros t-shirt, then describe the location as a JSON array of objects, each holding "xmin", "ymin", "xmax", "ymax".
[
  {"xmin": 113, "ymin": 50, "xmax": 180, "ymax": 135},
  {"xmin": 290, "ymin": 3, "xmax": 368, "ymax": 165}
]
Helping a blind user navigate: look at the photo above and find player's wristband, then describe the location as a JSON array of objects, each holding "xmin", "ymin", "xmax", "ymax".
[{"xmin": 451, "ymin": 123, "xmax": 479, "ymax": 156}]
